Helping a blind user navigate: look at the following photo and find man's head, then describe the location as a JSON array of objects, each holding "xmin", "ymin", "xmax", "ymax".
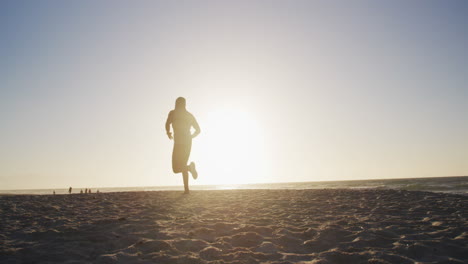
[{"xmin": 175, "ymin": 97, "xmax": 186, "ymax": 110}]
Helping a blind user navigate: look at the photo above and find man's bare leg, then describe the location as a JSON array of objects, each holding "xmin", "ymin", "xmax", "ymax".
[
  {"xmin": 189, "ymin": 162, "xmax": 198, "ymax": 180},
  {"xmin": 183, "ymin": 171, "xmax": 189, "ymax": 194}
]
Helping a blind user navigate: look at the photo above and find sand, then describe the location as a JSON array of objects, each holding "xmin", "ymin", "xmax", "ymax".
[{"xmin": 1, "ymin": 189, "xmax": 467, "ymax": 264}]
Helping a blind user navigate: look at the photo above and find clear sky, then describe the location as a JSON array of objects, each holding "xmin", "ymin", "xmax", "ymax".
[{"xmin": 1, "ymin": 1, "xmax": 467, "ymax": 190}]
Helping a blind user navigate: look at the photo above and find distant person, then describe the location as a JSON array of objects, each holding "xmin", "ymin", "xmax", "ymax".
[
  {"xmin": 53, "ymin": 190, "xmax": 56, "ymax": 195},
  {"xmin": 89, "ymin": 189, "xmax": 92, "ymax": 193},
  {"xmin": 69, "ymin": 187, "xmax": 72, "ymax": 194},
  {"xmin": 165, "ymin": 97, "xmax": 200, "ymax": 194},
  {"xmin": 80, "ymin": 189, "xmax": 83, "ymax": 194},
  {"xmin": 85, "ymin": 188, "xmax": 88, "ymax": 194}
]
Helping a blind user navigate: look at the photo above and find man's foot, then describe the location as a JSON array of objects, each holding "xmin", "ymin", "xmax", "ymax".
[
  {"xmin": 189, "ymin": 162, "xmax": 198, "ymax": 180},
  {"xmin": 184, "ymin": 190, "xmax": 190, "ymax": 194}
]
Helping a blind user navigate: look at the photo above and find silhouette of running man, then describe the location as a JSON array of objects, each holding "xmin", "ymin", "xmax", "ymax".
[{"xmin": 166, "ymin": 97, "xmax": 200, "ymax": 194}]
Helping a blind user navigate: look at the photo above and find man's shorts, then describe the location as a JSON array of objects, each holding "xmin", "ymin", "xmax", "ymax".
[{"xmin": 172, "ymin": 141, "xmax": 192, "ymax": 173}]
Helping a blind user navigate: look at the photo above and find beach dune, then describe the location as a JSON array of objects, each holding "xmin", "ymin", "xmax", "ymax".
[{"xmin": 1, "ymin": 189, "xmax": 467, "ymax": 263}]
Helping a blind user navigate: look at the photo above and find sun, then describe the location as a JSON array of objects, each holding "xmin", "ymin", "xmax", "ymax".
[{"xmin": 192, "ymin": 107, "xmax": 267, "ymax": 185}]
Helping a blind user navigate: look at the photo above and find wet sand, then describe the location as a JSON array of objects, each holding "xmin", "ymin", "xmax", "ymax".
[{"xmin": 1, "ymin": 189, "xmax": 467, "ymax": 263}]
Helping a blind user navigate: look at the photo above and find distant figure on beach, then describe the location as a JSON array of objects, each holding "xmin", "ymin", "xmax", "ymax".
[
  {"xmin": 85, "ymin": 188, "xmax": 88, "ymax": 194},
  {"xmin": 165, "ymin": 97, "xmax": 200, "ymax": 194},
  {"xmin": 53, "ymin": 190, "xmax": 55, "ymax": 195},
  {"xmin": 69, "ymin": 187, "xmax": 72, "ymax": 194},
  {"xmin": 89, "ymin": 189, "xmax": 92, "ymax": 193},
  {"xmin": 80, "ymin": 189, "xmax": 83, "ymax": 194}
]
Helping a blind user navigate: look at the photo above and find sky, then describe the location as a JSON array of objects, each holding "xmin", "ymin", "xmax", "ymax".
[{"xmin": 1, "ymin": 1, "xmax": 467, "ymax": 190}]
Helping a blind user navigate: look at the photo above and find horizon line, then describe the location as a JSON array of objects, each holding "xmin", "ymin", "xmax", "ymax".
[{"xmin": 1, "ymin": 175, "xmax": 467, "ymax": 192}]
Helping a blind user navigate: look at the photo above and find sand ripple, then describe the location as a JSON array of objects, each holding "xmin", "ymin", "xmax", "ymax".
[{"xmin": 1, "ymin": 189, "xmax": 467, "ymax": 263}]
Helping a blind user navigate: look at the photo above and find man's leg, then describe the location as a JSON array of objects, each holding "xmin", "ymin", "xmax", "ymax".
[
  {"xmin": 182, "ymin": 142, "xmax": 192, "ymax": 193},
  {"xmin": 189, "ymin": 162, "xmax": 198, "ymax": 180},
  {"xmin": 182, "ymin": 171, "xmax": 189, "ymax": 194},
  {"xmin": 173, "ymin": 140, "xmax": 192, "ymax": 193}
]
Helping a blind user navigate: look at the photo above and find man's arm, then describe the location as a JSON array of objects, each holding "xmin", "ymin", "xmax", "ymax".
[
  {"xmin": 191, "ymin": 116, "xmax": 201, "ymax": 138},
  {"xmin": 165, "ymin": 111, "xmax": 173, "ymax": 140}
]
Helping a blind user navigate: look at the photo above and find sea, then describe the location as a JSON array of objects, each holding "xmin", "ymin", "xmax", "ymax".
[{"xmin": 1, "ymin": 176, "xmax": 467, "ymax": 195}]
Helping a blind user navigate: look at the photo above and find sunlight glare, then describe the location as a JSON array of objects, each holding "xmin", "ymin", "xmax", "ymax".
[{"xmin": 194, "ymin": 107, "xmax": 266, "ymax": 185}]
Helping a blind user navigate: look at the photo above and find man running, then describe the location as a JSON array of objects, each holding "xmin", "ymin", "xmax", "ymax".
[{"xmin": 165, "ymin": 97, "xmax": 200, "ymax": 194}]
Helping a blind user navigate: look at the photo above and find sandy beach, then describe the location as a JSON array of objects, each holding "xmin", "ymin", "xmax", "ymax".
[{"xmin": 1, "ymin": 189, "xmax": 467, "ymax": 263}]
